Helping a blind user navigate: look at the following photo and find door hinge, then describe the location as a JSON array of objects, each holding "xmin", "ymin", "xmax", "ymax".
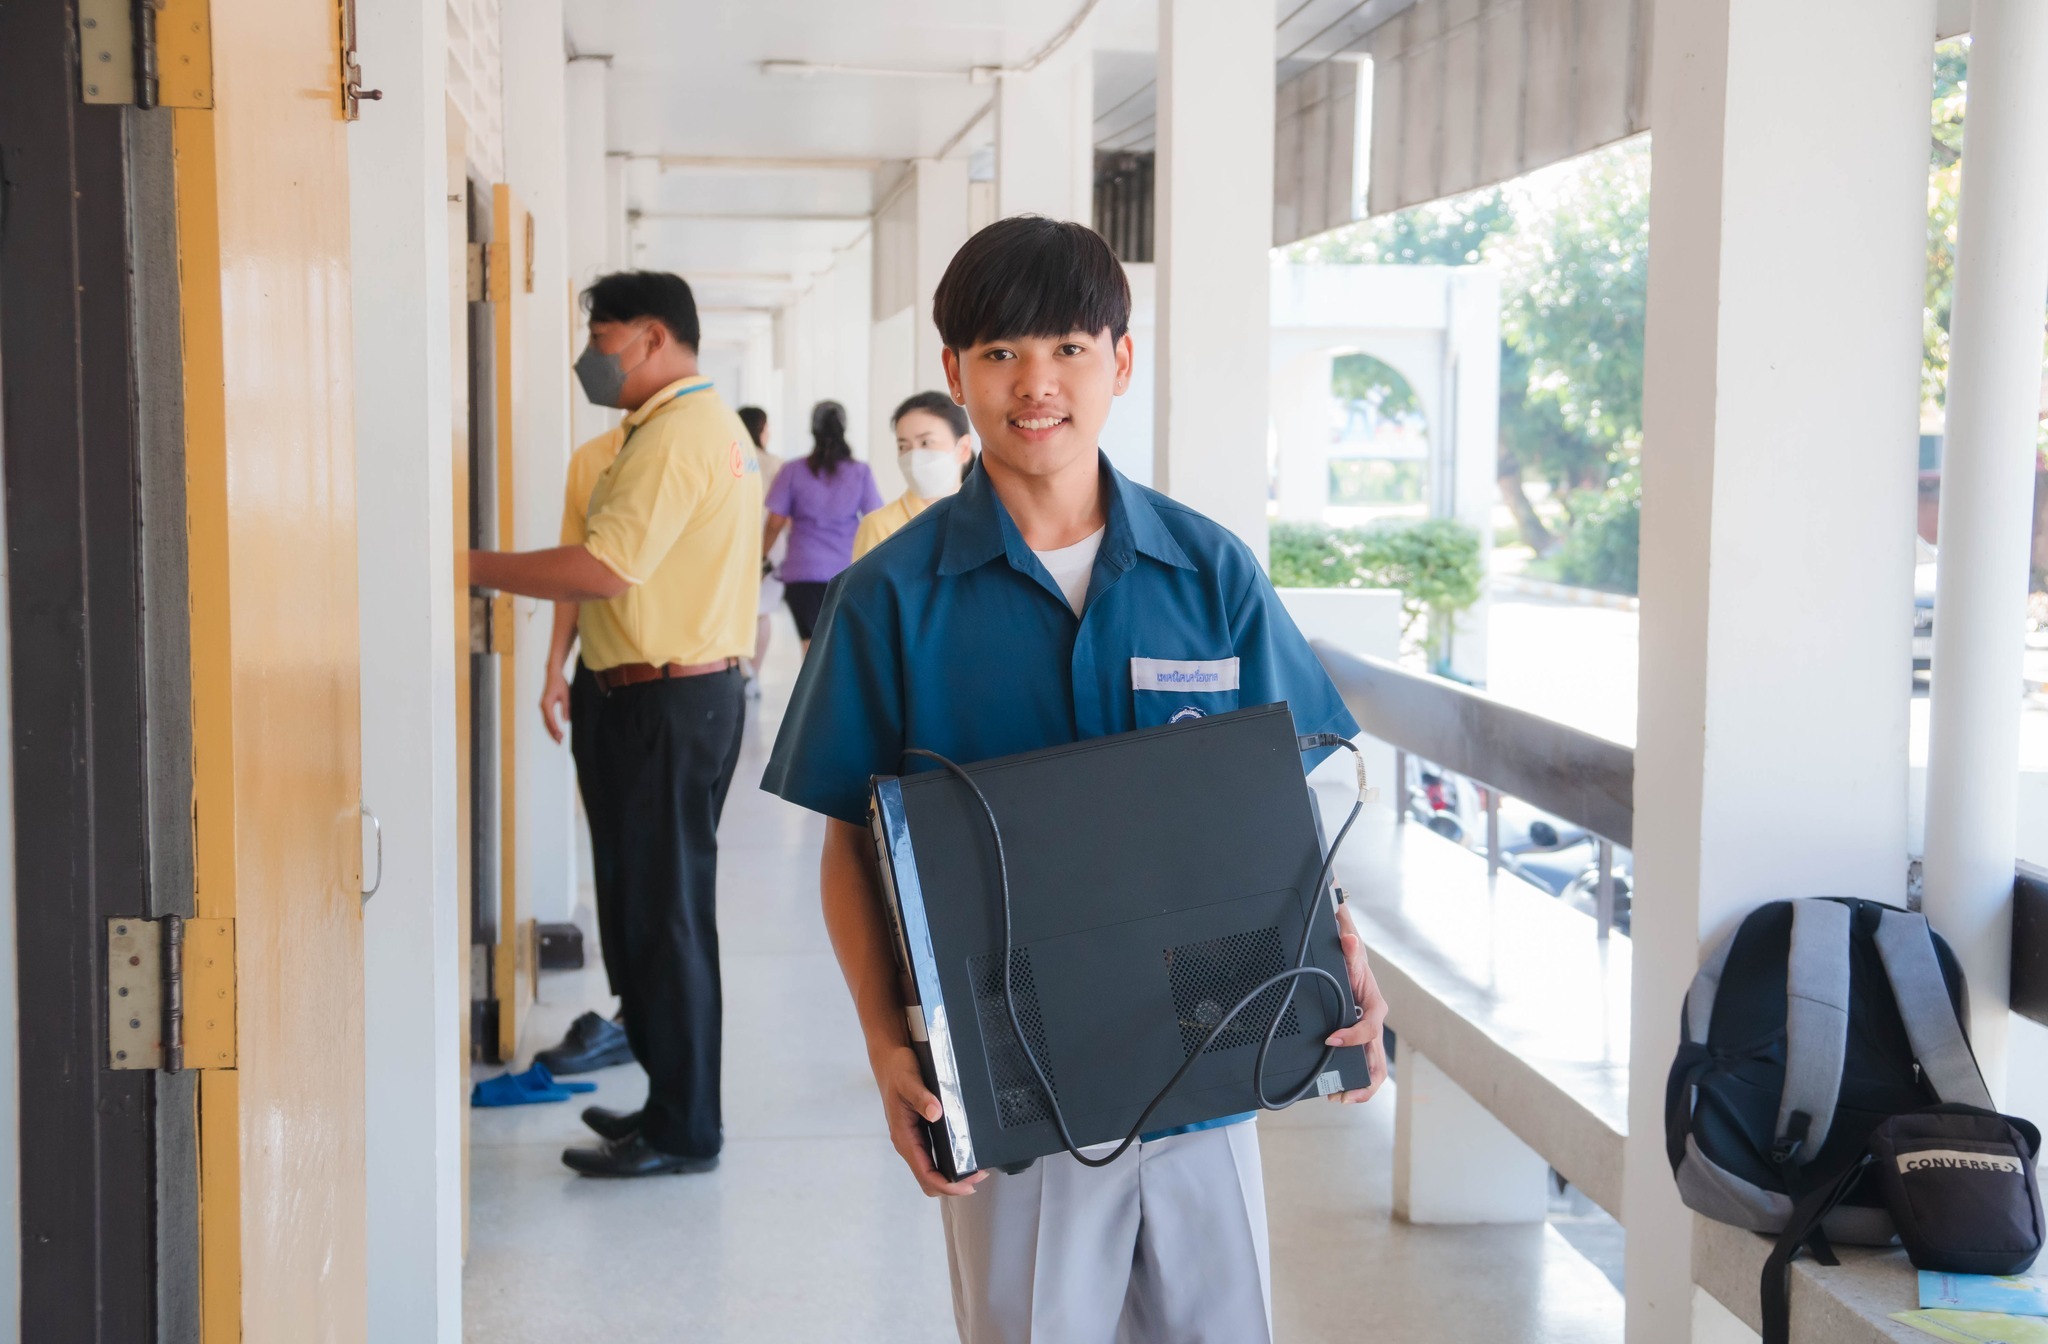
[
  {"xmin": 486, "ymin": 240, "xmax": 513, "ymax": 304},
  {"xmin": 78, "ymin": 0, "xmax": 214, "ymax": 108},
  {"xmin": 469, "ymin": 592, "xmax": 515, "ymax": 655},
  {"xmin": 466, "ymin": 243, "xmax": 485, "ymax": 303},
  {"xmin": 108, "ymin": 915, "xmax": 235, "ymax": 1072}
]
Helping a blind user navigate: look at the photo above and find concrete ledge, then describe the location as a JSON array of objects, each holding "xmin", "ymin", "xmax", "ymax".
[
  {"xmin": 1493, "ymin": 575, "xmax": 1641, "ymax": 611},
  {"xmin": 1315, "ymin": 789, "xmax": 1631, "ymax": 1217},
  {"xmin": 1694, "ymin": 1216, "xmax": 1928, "ymax": 1344}
]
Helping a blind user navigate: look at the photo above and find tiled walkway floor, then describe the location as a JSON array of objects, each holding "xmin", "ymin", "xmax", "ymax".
[{"xmin": 462, "ymin": 631, "xmax": 1623, "ymax": 1343}]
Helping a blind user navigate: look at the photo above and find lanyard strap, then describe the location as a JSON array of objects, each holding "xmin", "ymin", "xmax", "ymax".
[{"xmin": 622, "ymin": 381, "xmax": 712, "ymax": 446}]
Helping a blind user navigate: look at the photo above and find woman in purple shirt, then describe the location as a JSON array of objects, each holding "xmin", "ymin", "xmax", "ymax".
[{"xmin": 763, "ymin": 400, "xmax": 882, "ymax": 651}]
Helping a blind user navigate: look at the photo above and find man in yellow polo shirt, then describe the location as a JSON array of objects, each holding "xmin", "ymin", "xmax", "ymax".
[
  {"xmin": 528, "ymin": 424, "xmax": 636, "ymax": 1079},
  {"xmin": 470, "ymin": 270, "xmax": 761, "ymax": 1177}
]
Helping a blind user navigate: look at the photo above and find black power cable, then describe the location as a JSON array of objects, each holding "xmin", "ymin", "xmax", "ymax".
[{"xmin": 903, "ymin": 731, "xmax": 1368, "ymax": 1170}]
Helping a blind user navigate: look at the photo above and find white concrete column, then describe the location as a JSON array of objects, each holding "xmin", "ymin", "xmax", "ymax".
[
  {"xmin": 1393, "ymin": 1052, "xmax": 1552, "ymax": 1224},
  {"xmin": 914, "ymin": 156, "xmax": 971, "ymax": 387},
  {"xmin": 503, "ymin": 0, "xmax": 577, "ymax": 927},
  {"xmin": 348, "ymin": 0, "xmax": 461, "ymax": 1334},
  {"xmin": 994, "ymin": 36, "xmax": 1093, "ymax": 221},
  {"xmin": 563, "ymin": 55, "xmax": 614, "ymax": 446},
  {"xmin": 1921, "ymin": 0, "xmax": 2048, "ymax": 1101},
  {"xmin": 1623, "ymin": 3, "xmax": 1936, "ymax": 1341},
  {"xmin": 1272, "ymin": 351, "xmax": 1334, "ymax": 523},
  {"xmin": 604, "ymin": 152, "xmax": 629, "ymax": 269},
  {"xmin": 1153, "ymin": 0, "xmax": 1275, "ymax": 554},
  {"xmin": 1445, "ymin": 269, "xmax": 1500, "ymax": 686}
]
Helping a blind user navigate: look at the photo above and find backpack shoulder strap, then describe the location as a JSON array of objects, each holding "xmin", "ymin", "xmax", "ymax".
[
  {"xmin": 1873, "ymin": 908, "xmax": 1992, "ymax": 1109},
  {"xmin": 1776, "ymin": 900, "xmax": 1852, "ymax": 1165},
  {"xmin": 1685, "ymin": 925, "xmax": 1740, "ymax": 1044}
]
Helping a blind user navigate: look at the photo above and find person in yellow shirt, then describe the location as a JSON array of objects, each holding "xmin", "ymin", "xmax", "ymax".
[
  {"xmin": 527, "ymin": 422, "xmax": 635, "ymax": 1079},
  {"xmin": 469, "ymin": 270, "xmax": 761, "ymax": 1178},
  {"xmin": 851, "ymin": 390, "xmax": 975, "ymax": 562}
]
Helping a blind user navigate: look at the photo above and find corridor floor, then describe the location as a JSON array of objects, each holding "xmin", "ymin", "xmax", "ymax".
[{"xmin": 462, "ymin": 629, "xmax": 1624, "ymax": 1343}]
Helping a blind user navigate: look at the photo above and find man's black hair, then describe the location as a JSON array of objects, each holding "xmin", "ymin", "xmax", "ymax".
[
  {"xmin": 736, "ymin": 405, "xmax": 768, "ymax": 447},
  {"xmin": 890, "ymin": 390, "xmax": 970, "ymax": 439},
  {"xmin": 931, "ymin": 216, "xmax": 1130, "ymax": 350},
  {"xmin": 581, "ymin": 270, "xmax": 700, "ymax": 350}
]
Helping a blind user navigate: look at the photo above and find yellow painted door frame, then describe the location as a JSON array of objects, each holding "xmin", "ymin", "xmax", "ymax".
[
  {"xmin": 172, "ymin": 0, "xmax": 367, "ymax": 1335},
  {"xmin": 490, "ymin": 182, "xmax": 535, "ymax": 1063}
]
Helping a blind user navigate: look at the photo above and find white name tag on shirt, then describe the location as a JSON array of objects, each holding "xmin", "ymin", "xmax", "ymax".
[{"xmin": 1131, "ymin": 657, "xmax": 1240, "ymax": 693}]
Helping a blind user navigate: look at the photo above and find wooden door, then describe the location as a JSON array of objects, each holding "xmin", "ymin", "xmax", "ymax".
[{"xmin": 173, "ymin": 0, "xmax": 366, "ymax": 1335}]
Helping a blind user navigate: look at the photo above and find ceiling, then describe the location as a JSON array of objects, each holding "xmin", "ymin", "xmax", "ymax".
[{"xmin": 568, "ymin": 0, "xmax": 1389, "ymax": 320}]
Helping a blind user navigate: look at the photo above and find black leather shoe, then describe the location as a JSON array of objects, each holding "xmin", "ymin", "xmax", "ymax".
[
  {"xmin": 581, "ymin": 1105, "xmax": 642, "ymax": 1142},
  {"xmin": 561, "ymin": 1132, "xmax": 718, "ymax": 1178},
  {"xmin": 535, "ymin": 1011, "xmax": 634, "ymax": 1075}
]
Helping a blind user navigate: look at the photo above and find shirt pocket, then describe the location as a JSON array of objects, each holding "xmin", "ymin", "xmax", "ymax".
[{"xmin": 1130, "ymin": 656, "xmax": 1242, "ymax": 728}]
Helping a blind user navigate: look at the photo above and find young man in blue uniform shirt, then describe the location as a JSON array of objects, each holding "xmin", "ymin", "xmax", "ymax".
[{"xmin": 762, "ymin": 217, "xmax": 1390, "ymax": 1342}]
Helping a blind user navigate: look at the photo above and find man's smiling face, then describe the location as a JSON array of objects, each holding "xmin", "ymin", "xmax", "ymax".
[{"xmin": 944, "ymin": 328, "xmax": 1134, "ymax": 481}]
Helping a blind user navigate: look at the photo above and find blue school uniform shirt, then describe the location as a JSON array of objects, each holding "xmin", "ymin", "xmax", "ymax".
[{"xmin": 761, "ymin": 453, "xmax": 1360, "ymax": 1139}]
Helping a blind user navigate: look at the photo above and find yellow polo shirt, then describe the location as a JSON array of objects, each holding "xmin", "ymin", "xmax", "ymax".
[
  {"xmin": 579, "ymin": 379, "xmax": 763, "ymax": 670},
  {"xmin": 851, "ymin": 489, "xmax": 929, "ymax": 562},
  {"xmin": 560, "ymin": 427, "xmax": 624, "ymax": 545}
]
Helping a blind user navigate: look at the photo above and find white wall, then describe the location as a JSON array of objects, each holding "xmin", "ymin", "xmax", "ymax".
[
  {"xmin": 348, "ymin": 0, "xmax": 462, "ymax": 1333},
  {"xmin": 994, "ymin": 33, "xmax": 1094, "ymax": 221},
  {"xmin": 868, "ymin": 307, "xmax": 915, "ymax": 500},
  {"xmin": 781, "ymin": 237, "xmax": 873, "ymax": 473},
  {"xmin": 1101, "ymin": 261, "xmax": 1156, "ymax": 487},
  {"xmin": 563, "ymin": 57, "xmax": 617, "ymax": 448},
  {"xmin": 504, "ymin": 0, "xmax": 577, "ymax": 926}
]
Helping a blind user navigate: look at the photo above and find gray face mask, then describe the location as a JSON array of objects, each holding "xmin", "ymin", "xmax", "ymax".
[{"xmin": 574, "ymin": 341, "xmax": 629, "ymax": 409}]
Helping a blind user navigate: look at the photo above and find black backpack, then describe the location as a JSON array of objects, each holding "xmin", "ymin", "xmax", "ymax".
[{"xmin": 1665, "ymin": 898, "xmax": 1992, "ymax": 1340}]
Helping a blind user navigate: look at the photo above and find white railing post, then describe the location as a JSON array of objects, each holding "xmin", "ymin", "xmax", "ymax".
[{"xmin": 1920, "ymin": 0, "xmax": 2048, "ymax": 1103}]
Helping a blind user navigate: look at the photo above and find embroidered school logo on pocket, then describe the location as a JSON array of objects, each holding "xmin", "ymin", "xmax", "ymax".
[{"xmin": 1130, "ymin": 657, "xmax": 1240, "ymax": 692}]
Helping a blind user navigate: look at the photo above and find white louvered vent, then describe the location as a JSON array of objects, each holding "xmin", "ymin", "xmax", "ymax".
[{"xmin": 447, "ymin": 0, "xmax": 505, "ymax": 182}]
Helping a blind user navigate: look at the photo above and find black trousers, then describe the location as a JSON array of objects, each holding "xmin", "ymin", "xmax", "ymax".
[
  {"xmin": 566, "ymin": 660, "xmax": 622, "ymax": 997},
  {"xmin": 583, "ymin": 665, "xmax": 745, "ymax": 1157}
]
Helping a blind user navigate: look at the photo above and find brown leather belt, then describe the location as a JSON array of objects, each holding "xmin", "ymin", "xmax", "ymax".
[{"xmin": 594, "ymin": 658, "xmax": 739, "ymax": 692}]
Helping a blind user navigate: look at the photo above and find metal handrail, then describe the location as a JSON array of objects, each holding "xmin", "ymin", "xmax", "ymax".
[
  {"xmin": 1313, "ymin": 641, "xmax": 2048, "ymax": 1021},
  {"xmin": 1312, "ymin": 642, "xmax": 1635, "ymax": 846},
  {"xmin": 2015, "ymin": 864, "xmax": 2048, "ymax": 1029}
]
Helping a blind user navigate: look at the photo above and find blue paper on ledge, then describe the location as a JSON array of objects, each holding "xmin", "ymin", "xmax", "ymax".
[{"xmin": 1920, "ymin": 1271, "xmax": 2048, "ymax": 1317}]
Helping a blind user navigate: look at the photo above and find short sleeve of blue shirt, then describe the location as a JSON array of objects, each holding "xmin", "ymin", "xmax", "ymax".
[
  {"xmin": 760, "ymin": 575, "xmax": 905, "ymax": 826},
  {"xmin": 761, "ymin": 456, "xmax": 1361, "ymax": 826}
]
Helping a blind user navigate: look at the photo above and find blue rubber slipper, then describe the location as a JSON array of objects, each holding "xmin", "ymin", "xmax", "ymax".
[
  {"xmin": 518, "ymin": 1062, "xmax": 596, "ymax": 1095},
  {"xmin": 471, "ymin": 1071, "xmax": 570, "ymax": 1107}
]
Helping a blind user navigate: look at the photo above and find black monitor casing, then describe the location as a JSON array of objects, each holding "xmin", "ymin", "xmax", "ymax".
[{"xmin": 868, "ymin": 703, "xmax": 1371, "ymax": 1180}]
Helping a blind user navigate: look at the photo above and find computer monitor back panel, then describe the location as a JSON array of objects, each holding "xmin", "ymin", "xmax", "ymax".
[{"xmin": 869, "ymin": 703, "xmax": 1371, "ymax": 1179}]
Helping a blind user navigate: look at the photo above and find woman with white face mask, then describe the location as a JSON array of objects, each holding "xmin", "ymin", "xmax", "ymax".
[{"xmin": 853, "ymin": 391, "xmax": 975, "ymax": 562}]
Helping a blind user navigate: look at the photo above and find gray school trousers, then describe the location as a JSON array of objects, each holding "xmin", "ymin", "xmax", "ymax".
[{"xmin": 940, "ymin": 1121, "xmax": 1273, "ymax": 1344}]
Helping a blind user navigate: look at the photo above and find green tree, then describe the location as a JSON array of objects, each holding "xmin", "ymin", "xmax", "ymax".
[
  {"xmin": 1925, "ymin": 38, "xmax": 1966, "ymax": 412},
  {"xmin": 1330, "ymin": 352, "xmax": 1421, "ymax": 423},
  {"xmin": 1496, "ymin": 142, "xmax": 1650, "ymax": 448},
  {"xmin": 1496, "ymin": 140, "xmax": 1650, "ymax": 581},
  {"xmin": 1268, "ymin": 519, "xmax": 1485, "ymax": 671},
  {"xmin": 1285, "ymin": 189, "xmax": 1513, "ymax": 268}
]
